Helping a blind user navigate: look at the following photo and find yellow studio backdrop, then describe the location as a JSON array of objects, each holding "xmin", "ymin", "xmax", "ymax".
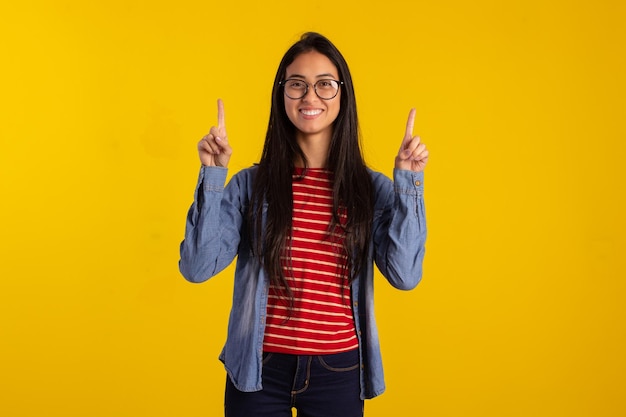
[{"xmin": 1, "ymin": 0, "xmax": 625, "ymax": 416}]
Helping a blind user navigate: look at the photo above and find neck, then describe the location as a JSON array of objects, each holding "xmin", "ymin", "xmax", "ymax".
[{"xmin": 295, "ymin": 131, "xmax": 331, "ymax": 168}]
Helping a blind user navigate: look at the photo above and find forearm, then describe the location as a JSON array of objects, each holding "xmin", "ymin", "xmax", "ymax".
[
  {"xmin": 374, "ymin": 169, "xmax": 427, "ymax": 290},
  {"xmin": 179, "ymin": 166, "xmax": 238, "ymax": 283}
]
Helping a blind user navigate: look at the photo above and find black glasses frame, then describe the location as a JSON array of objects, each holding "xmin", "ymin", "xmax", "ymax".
[{"xmin": 279, "ymin": 78, "xmax": 344, "ymax": 100}]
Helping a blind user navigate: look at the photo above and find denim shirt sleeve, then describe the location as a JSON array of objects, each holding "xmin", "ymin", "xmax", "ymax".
[
  {"xmin": 179, "ymin": 166, "xmax": 245, "ymax": 282},
  {"xmin": 372, "ymin": 169, "xmax": 426, "ymax": 290}
]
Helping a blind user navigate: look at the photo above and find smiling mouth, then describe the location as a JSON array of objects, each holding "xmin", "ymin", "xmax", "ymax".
[{"xmin": 300, "ymin": 109, "xmax": 323, "ymax": 116}]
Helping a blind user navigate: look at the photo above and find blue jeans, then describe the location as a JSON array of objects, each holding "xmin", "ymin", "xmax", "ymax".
[{"xmin": 225, "ymin": 349, "xmax": 364, "ymax": 417}]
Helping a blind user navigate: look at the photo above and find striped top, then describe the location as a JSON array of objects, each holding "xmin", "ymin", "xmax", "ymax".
[{"xmin": 262, "ymin": 168, "xmax": 359, "ymax": 354}]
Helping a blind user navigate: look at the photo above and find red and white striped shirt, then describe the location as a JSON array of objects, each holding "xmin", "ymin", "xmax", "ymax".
[{"xmin": 263, "ymin": 168, "xmax": 358, "ymax": 354}]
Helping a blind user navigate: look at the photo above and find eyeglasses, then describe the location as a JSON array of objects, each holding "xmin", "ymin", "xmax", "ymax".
[{"xmin": 279, "ymin": 78, "xmax": 343, "ymax": 100}]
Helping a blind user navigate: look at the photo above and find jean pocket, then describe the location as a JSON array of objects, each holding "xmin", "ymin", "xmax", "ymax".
[{"xmin": 317, "ymin": 350, "xmax": 359, "ymax": 372}]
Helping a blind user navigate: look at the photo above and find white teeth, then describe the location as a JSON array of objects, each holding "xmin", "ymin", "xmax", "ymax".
[{"xmin": 301, "ymin": 109, "xmax": 322, "ymax": 116}]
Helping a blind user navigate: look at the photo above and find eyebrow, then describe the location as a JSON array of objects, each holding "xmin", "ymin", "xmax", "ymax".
[{"xmin": 287, "ymin": 73, "xmax": 338, "ymax": 79}]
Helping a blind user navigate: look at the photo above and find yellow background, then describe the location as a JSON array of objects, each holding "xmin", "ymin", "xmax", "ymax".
[{"xmin": 1, "ymin": 0, "xmax": 625, "ymax": 416}]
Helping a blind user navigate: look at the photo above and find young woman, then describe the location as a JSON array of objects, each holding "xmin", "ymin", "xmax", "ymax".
[{"xmin": 179, "ymin": 32, "xmax": 428, "ymax": 417}]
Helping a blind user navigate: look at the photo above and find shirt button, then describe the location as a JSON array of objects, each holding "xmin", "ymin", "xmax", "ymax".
[
  {"xmin": 414, "ymin": 180, "xmax": 421, "ymax": 186},
  {"xmin": 353, "ymin": 302, "xmax": 358, "ymax": 307}
]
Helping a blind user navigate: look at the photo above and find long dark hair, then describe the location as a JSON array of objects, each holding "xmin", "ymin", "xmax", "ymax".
[{"xmin": 249, "ymin": 32, "xmax": 374, "ymax": 302}]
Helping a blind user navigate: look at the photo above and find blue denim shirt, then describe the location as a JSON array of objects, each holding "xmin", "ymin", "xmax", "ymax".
[{"xmin": 179, "ymin": 165, "xmax": 426, "ymax": 400}]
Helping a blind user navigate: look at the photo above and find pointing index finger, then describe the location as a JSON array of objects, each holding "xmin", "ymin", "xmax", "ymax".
[
  {"xmin": 217, "ymin": 98, "xmax": 225, "ymax": 128},
  {"xmin": 405, "ymin": 108, "xmax": 416, "ymax": 140}
]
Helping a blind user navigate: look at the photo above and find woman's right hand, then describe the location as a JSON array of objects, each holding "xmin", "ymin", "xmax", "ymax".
[{"xmin": 197, "ymin": 99, "xmax": 232, "ymax": 167}]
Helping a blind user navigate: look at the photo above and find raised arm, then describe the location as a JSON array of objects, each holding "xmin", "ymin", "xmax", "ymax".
[
  {"xmin": 179, "ymin": 99, "xmax": 243, "ymax": 282},
  {"xmin": 373, "ymin": 108, "xmax": 428, "ymax": 289}
]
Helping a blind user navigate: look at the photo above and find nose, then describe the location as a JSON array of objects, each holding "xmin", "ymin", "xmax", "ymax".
[{"xmin": 302, "ymin": 84, "xmax": 319, "ymax": 101}]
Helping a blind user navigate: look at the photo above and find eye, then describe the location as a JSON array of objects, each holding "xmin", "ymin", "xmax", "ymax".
[
  {"xmin": 317, "ymin": 80, "xmax": 334, "ymax": 88},
  {"xmin": 287, "ymin": 80, "xmax": 306, "ymax": 89}
]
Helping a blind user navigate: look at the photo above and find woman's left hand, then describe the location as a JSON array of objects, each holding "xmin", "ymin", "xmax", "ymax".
[{"xmin": 395, "ymin": 108, "xmax": 429, "ymax": 172}]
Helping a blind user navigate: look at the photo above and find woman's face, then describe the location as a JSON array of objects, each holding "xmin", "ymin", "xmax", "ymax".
[{"xmin": 283, "ymin": 51, "xmax": 341, "ymax": 143}]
